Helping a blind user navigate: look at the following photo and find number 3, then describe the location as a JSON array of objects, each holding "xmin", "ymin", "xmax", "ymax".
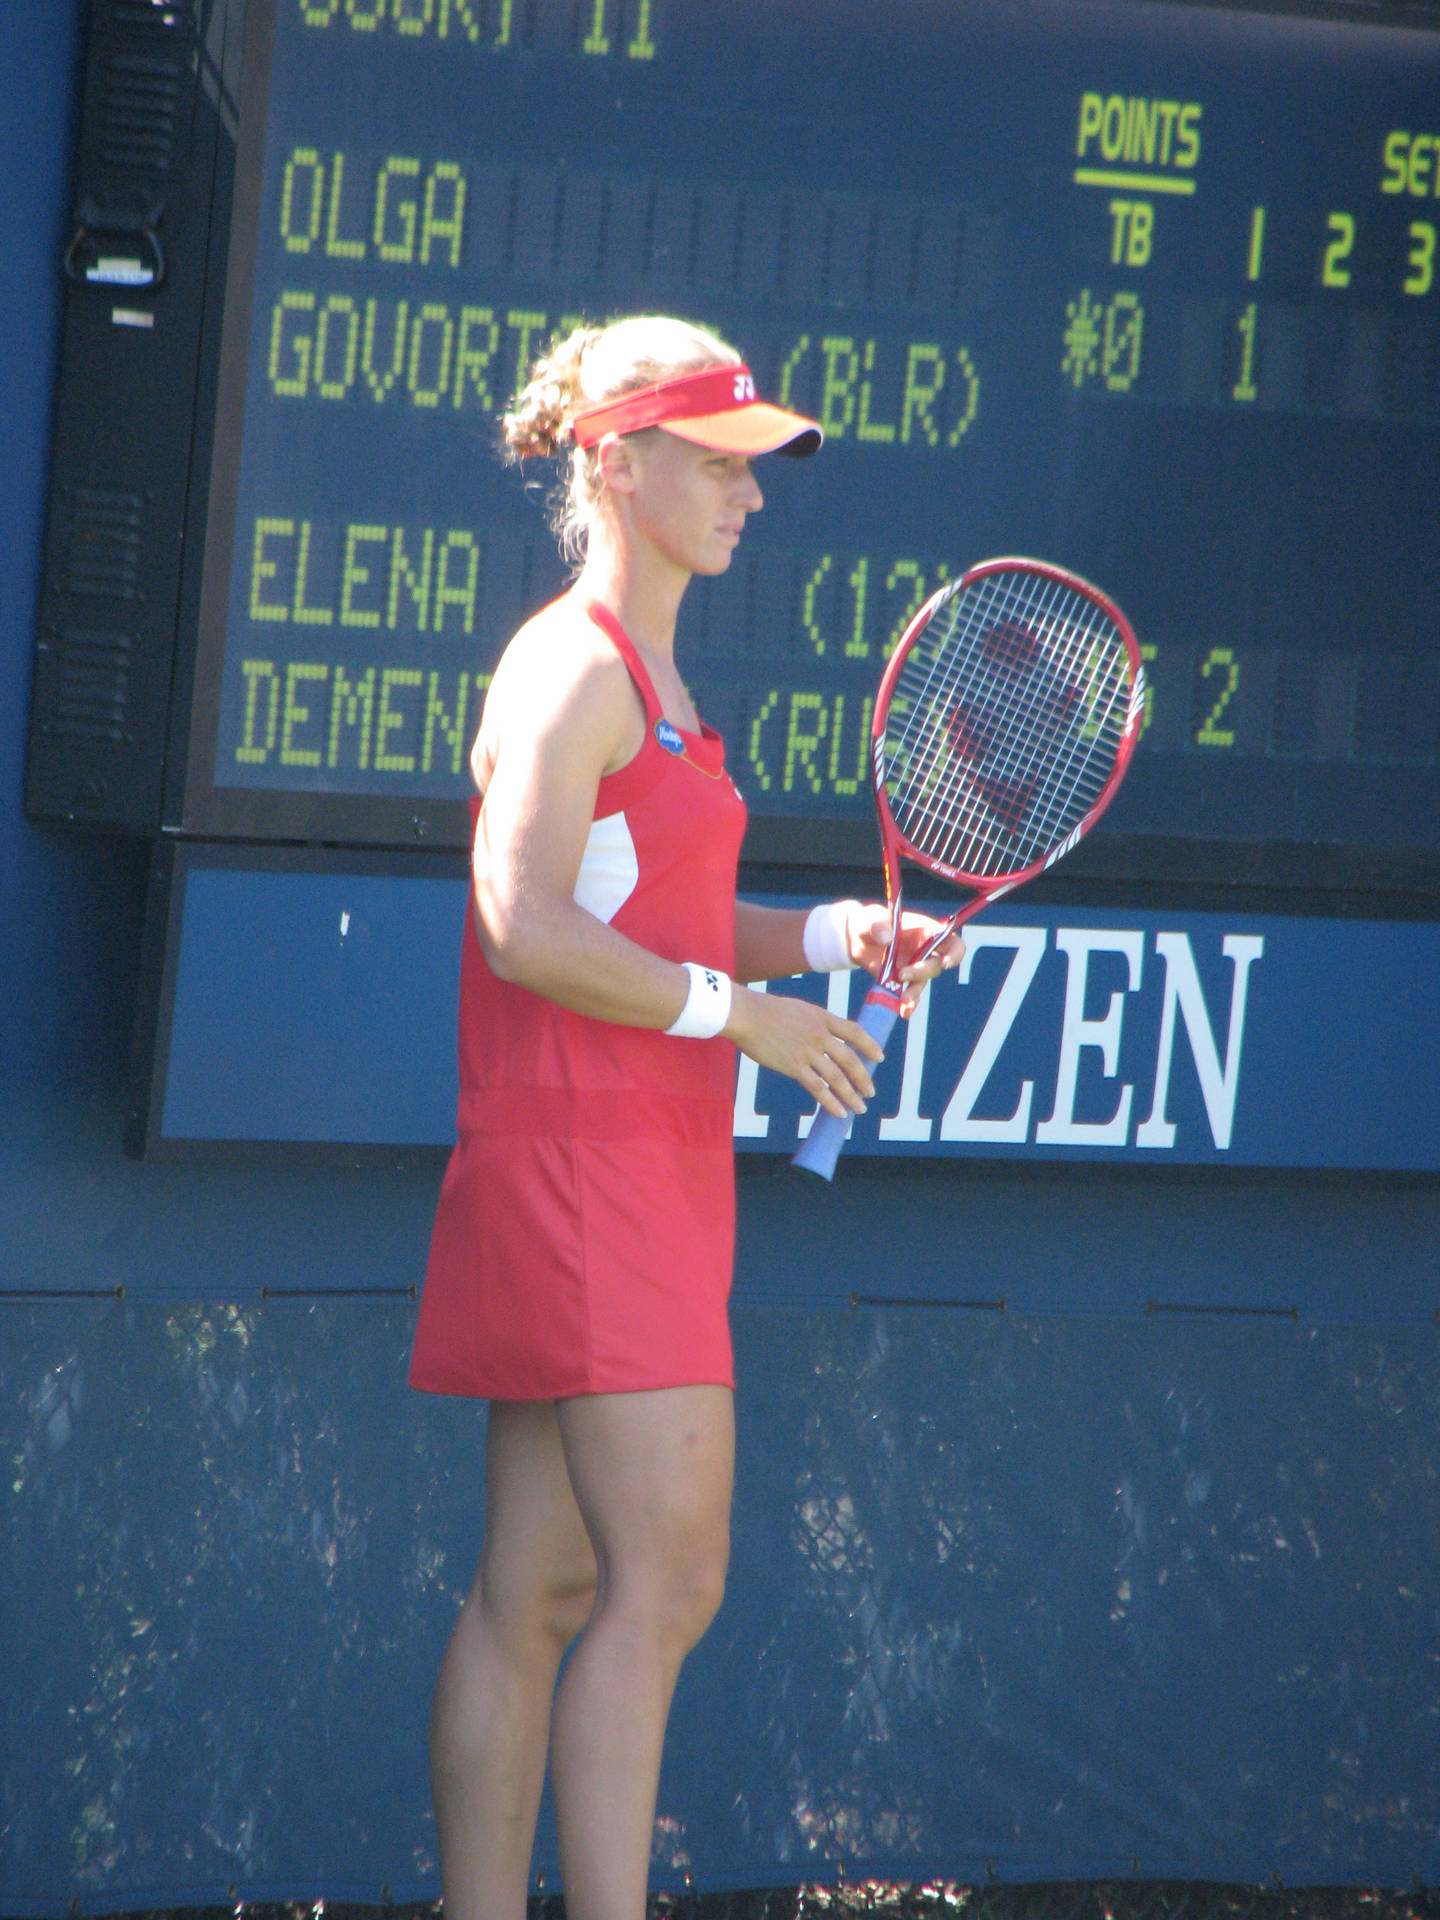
[{"xmin": 1405, "ymin": 221, "xmax": 1435, "ymax": 298}]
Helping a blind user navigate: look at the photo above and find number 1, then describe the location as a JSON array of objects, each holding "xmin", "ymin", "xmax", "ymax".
[
  {"xmin": 1246, "ymin": 206, "xmax": 1265, "ymax": 282},
  {"xmin": 1232, "ymin": 303, "xmax": 1258, "ymax": 403},
  {"xmin": 627, "ymin": 0, "xmax": 656, "ymax": 58},
  {"xmin": 581, "ymin": 0, "xmax": 609, "ymax": 54}
]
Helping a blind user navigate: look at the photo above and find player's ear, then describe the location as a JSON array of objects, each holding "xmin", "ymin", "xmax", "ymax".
[{"xmin": 595, "ymin": 431, "xmax": 638, "ymax": 495}]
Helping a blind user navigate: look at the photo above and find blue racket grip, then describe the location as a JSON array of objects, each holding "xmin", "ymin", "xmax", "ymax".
[{"xmin": 791, "ymin": 991, "xmax": 901, "ymax": 1181}]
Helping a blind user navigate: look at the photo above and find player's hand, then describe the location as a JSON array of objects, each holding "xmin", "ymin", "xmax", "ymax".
[
  {"xmin": 725, "ymin": 984, "xmax": 883, "ymax": 1119},
  {"xmin": 846, "ymin": 903, "xmax": 964, "ymax": 1015}
]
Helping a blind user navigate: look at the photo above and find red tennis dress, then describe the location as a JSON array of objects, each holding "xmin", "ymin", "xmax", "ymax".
[{"xmin": 408, "ymin": 597, "xmax": 748, "ymax": 1401}]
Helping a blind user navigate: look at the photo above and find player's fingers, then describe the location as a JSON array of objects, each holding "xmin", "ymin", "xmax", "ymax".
[
  {"xmin": 853, "ymin": 903, "xmax": 892, "ymax": 949},
  {"xmin": 812, "ymin": 1035, "xmax": 873, "ymax": 1107},
  {"xmin": 816, "ymin": 1047, "xmax": 874, "ymax": 1107},
  {"xmin": 899, "ymin": 933, "xmax": 964, "ymax": 983},
  {"xmin": 829, "ymin": 1013, "xmax": 885, "ymax": 1066},
  {"xmin": 804, "ymin": 1057, "xmax": 864, "ymax": 1118},
  {"xmin": 898, "ymin": 956, "xmax": 937, "ymax": 984}
]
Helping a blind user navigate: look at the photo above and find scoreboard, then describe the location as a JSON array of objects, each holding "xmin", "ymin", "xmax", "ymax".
[{"xmin": 29, "ymin": 0, "xmax": 1440, "ymax": 878}]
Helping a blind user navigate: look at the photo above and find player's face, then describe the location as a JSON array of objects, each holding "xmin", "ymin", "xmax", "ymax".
[{"xmin": 622, "ymin": 431, "xmax": 764, "ymax": 577}]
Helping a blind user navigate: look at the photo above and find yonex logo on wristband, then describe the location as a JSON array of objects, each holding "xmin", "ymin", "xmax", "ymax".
[
  {"xmin": 665, "ymin": 960, "xmax": 732, "ymax": 1038},
  {"xmin": 655, "ymin": 719, "xmax": 686, "ymax": 754}
]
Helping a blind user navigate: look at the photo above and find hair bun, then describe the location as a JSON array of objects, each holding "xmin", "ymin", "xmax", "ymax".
[{"xmin": 502, "ymin": 326, "xmax": 603, "ymax": 460}]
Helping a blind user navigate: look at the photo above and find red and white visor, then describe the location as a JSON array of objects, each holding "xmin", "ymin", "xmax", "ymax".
[{"xmin": 570, "ymin": 364, "xmax": 822, "ymax": 458}]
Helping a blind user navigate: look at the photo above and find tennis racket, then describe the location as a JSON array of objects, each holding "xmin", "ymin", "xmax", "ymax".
[{"xmin": 793, "ymin": 556, "xmax": 1145, "ymax": 1180}]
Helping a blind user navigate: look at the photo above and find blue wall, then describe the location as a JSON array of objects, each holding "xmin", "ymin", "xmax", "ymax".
[
  {"xmin": 3, "ymin": 9, "xmax": 1439, "ymax": 1916},
  {"xmin": 0, "ymin": 7, "xmax": 443, "ymax": 1306}
]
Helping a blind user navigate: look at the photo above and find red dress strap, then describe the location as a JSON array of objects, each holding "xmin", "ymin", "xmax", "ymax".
[
  {"xmin": 581, "ymin": 598, "xmax": 728, "ymax": 784},
  {"xmin": 583, "ymin": 600, "xmax": 664, "ymax": 723}
]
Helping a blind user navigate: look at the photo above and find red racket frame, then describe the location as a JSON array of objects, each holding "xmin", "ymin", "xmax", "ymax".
[
  {"xmin": 793, "ymin": 555, "xmax": 1145, "ymax": 1181},
  {"xmin": 866, "ymin": 554, "xmax": 1146, "ymax": 1002}
]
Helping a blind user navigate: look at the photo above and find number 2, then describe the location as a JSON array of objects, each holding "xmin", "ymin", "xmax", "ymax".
[
  {"xmin": 1196, "ymin": 647, "xmax": 1239, "ymax": 747},
  {"xmin": 1322, "ymin": 212, "xmax": 1354, "ymax": 289}
]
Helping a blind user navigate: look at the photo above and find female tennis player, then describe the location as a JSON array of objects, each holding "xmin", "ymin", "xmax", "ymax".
[{"xmin": 408, "ymin": 314, "xmax": 959, "ymax": 1920}]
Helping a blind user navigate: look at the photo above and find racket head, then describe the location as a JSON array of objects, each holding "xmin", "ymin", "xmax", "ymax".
[{"xmin": 870, "ymin": 557, "xmax": 1145, "ymax": 915}]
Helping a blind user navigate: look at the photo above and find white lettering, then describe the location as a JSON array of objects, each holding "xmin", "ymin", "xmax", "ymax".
[
  {"xmin": 1135, "ymin": 933, "xmax": 1264, "ymax": 1150},
  {"xmin": 939, "ymin": 926, "xmax": 1048, "ymax": 1142},
  {"xmin": 1034, "ymin": 929, "xmax": 1144, "ymax": 1146}
]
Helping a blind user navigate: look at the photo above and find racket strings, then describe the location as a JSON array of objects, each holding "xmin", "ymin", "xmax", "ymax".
[
  {"xmin": 910, "ymin": 606, "xmax": 1126, "ymax": 872},
  {"xmin": 977, "ymin": 581, "xmax": 1126, "ymax": 853},
  {"xmin": 884, "ymin": 570, "xmax": 1136, "ymax": 877},
  {"xmin": 909, "ymin": 614, "xmax": 1122, "ymax": 873},
  {"xmin": 921, "ymin": 578, "xmax": 1089, "ymax": 859}
]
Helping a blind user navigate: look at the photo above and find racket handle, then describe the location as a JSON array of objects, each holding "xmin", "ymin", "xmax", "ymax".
[{"xmin": 791, "ymin": 991, "xmax": 901, "ymax": 1182}]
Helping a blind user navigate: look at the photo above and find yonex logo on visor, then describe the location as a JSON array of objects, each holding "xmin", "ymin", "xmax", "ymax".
[{"xmin": 570, "ymin": 364, "xmax": 822, "ymax": 458}]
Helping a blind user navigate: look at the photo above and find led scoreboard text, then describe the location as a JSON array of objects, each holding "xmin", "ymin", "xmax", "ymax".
[
  {"xmin": 296, "ymin": 0, "xmax": 658, "ymax": 58},
  {"xmin": 193, "ymin": 0, "xmax": 1440, "ymax": 850}
]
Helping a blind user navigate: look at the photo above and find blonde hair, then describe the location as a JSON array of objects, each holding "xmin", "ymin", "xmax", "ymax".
[{"xmin": 502, "ymin": 315, "xmax": 741, "ymax": 567}]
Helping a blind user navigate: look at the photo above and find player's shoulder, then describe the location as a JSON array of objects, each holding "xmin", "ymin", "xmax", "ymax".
[
  {"xmin": 486, "ymin": 594, "xmax": 637, "ymax": 752},
  {"xmin": 495, "ymin": 594, "xmax": 631, "ymax": 705}
]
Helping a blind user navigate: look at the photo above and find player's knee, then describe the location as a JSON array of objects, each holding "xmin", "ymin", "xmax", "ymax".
[
  {"xmin": 655, "ymin": 1536, "xmax": 730, "ymax": 1652},
  {"xmin": 685, "ymin": 1556, "xmax": 728, "ymax": 1644},
  {"xmin": 541, "ymin": 1565, "xmax": 598, "ymax": 1649},
  {"xmin": 472, "ymin": 1555, "xmax": 596, "ymax": 1659}
]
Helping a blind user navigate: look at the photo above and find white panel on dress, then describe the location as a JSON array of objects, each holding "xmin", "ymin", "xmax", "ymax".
[{"xmin": 573, "ymin": 811, "xmax": 639, "ymax": 924}]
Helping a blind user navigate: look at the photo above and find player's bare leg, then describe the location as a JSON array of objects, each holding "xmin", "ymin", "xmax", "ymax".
[
  {"xmin": 549, "ymin": 1384, "xmax": 734, "ymax": 1920},
  {"xmin": 430, "ymin": 1399, "xmax": 598, "ymax": 1920}
]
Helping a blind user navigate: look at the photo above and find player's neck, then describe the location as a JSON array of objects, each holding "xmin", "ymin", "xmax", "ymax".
[{"xmin": 577, "ymin": 538, "xmax": 687, "ymax": 666}]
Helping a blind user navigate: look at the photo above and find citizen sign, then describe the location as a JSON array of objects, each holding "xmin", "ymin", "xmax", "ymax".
[
  {"xmin": 736, "ymin": 917, "xmax": 1266, "ymax": 1162},
  {"xmin": 156, "ymin": 870, "xmax": 1439, "ymax": 1168}
]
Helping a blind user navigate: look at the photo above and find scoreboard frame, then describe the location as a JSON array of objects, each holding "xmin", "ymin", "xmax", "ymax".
[{"xmin": 25, "ymin": 0, "xmax": 1440, "ymax": 904}]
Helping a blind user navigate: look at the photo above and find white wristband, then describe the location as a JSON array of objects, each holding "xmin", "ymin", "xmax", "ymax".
[
  {"xmin": 665, "ymin": 961, "xmax": 733, "ymax": 1039},
  {"xmin": 802, "ymin": 899, "xmax": 859, "ymax": 973}
]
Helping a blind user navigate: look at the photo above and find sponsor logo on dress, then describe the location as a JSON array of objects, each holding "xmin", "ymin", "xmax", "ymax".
[{"xmin": 655, "ymin": 719, "xmax": 686, "ymax": 755}]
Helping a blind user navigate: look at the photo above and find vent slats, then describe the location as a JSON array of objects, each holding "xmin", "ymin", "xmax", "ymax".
[
  {"xmin": 64, "ymin": 489, "xmax": 145, "ymax": 600},
  {"xmin": 47, "ymin": 627, "xmax": 135, "ymax": 743},
  {"xmin": 101, "ymin": 52, "xmax": 181, "ymax": 170}
]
